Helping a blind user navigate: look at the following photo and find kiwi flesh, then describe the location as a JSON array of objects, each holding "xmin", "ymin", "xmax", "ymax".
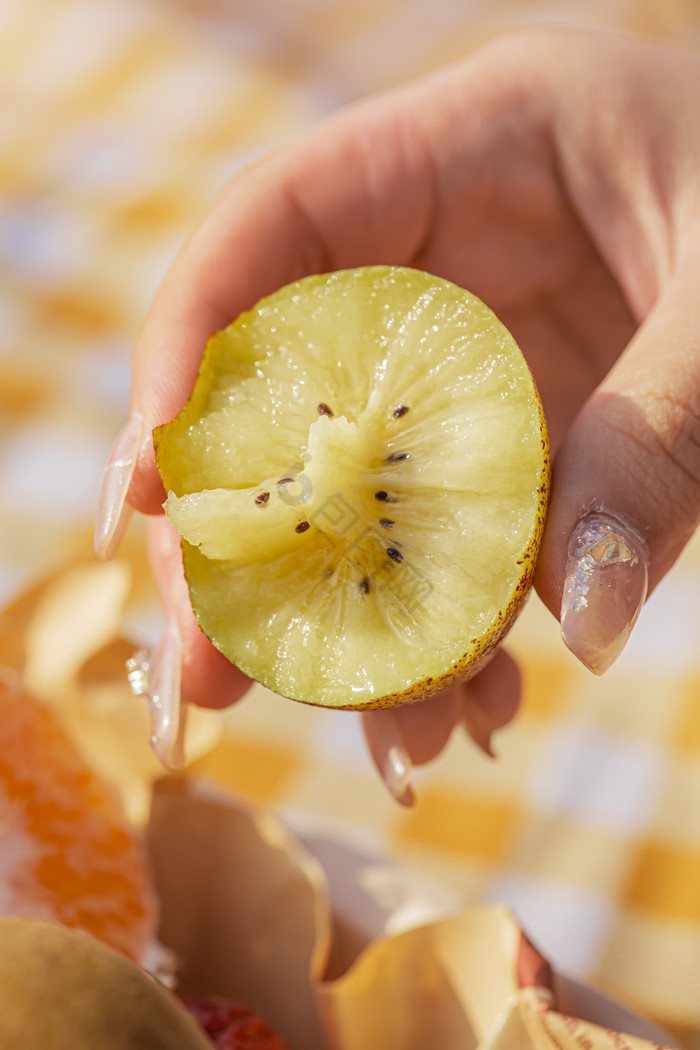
[{"xmin": 155, "ymin": 266, "xmax": 549, "ymax": 709}]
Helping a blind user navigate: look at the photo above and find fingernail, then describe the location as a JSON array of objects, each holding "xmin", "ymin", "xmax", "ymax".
[
  {"xmin": 561, "ymin": 512, "xmax": 648, "ymax": 675},
  {"xmin": 126, "ymin": 616, "xmax": 187, "ymax": 771},
  {"xmin": 462, "ymin": 713, "xmax": 496, "ymax": 759},
  {"xmin": 361, "ymin": 710, "xmax": 416, "ymax": 807},
  {"xmin": 94, "ymin": 414, "xmax": 144, "ymax": 561}
]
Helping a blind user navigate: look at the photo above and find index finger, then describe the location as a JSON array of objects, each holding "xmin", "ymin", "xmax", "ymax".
[{"xmin": 128, "ymin": 84, "xmax": 437, "ymax": 513}]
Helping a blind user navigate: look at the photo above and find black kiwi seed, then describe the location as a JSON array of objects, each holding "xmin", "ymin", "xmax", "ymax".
[
  {"xmin": 393, "ymin": 405, "xmax": 410, "ymax": 418},
  {"xmin": 386, "ymin": 547, "xmax": 403, "ymax": 563},
  {"xmin": 278, "ymin": 477, "xmax": 294, "ymax": 485},
  {"xmin": 255, "ymin": 491, "xmax": 270, "ymax": 505},
  {"xmin": 374, "ymin": 490, "xmax": 388, "ymax": 501},
  {"xmin": 379, "ymin": 518, "xmax": 395, "ymax": 529},
  {"xmin": 386, "ymin": 451, "xmax": 410, "ymax": 463},
  {"xmin": 295, "ymin": 521, "xmax": 310, "ymax": 533},
  {"xmin": 359, "ymin": 577, "xmax": 370, "ymax": 594},
  {"xmin": 317, "ymin": 402, "xmax": 334, "ymax": 417}
]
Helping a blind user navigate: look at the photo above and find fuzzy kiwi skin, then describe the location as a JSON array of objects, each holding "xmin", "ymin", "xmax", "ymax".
[{"xmin": 0, "ymin": 918, "xmax": 212, "ymax": 1049}]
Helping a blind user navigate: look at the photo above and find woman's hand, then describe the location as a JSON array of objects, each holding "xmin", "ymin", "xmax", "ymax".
[{"xmin": 96, "ymin": 26, "xmax": 700, "ymax": 798}]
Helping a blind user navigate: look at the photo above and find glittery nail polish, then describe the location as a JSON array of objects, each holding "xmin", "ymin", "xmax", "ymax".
[
  {"xmin": 561, "ymin": 513, "xmax": 648, "ymax": 675},
  {"xmin": 126, "ymin": 616, "xmax": 186, "ymax": 771}
]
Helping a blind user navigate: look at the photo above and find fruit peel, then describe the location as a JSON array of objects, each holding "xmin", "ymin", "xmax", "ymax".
[{"xmin": 0, "ymin": 917, "xmax": 213, "ymax": 1049}]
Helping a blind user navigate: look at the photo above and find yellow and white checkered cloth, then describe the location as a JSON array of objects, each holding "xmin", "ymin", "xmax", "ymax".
[{"xmin": 3, "ymin": 0, "xmax": 700, "ymax": 1044}]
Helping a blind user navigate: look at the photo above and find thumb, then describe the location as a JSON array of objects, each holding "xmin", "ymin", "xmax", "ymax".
[{"xmin": 536, "ymin": 267, "xmax": 700, "ymax": 674}]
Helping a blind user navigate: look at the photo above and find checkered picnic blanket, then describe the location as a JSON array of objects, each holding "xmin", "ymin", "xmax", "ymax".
[{"xmin": 3, "ymin": 0, "xmax": 700, "ymax": 1044}]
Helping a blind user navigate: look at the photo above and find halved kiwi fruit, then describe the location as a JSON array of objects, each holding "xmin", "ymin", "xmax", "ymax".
[{"xmin": 154, "ymin": 266, "xmax": 549, "ymax": 709}]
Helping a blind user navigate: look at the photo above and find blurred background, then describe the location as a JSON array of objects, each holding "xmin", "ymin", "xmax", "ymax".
[{"xmin": 4, "ymin": 0, "xmax": 700, "ymax": 1043}]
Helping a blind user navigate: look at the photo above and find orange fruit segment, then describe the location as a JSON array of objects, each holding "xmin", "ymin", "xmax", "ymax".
[{"xmin": 0, "ymin": 673, "xmax": 157, "ymax": 964}]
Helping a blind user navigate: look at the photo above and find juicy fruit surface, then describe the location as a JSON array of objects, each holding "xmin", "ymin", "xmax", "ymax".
[
  {"xmin": 0, "ymin": 676, "xmax": 157, "ymax": 962},
  {"xmin": 181, "ymin": 994, "xmax": 291, "ymax": 1050},
  {"xmin": 156, "ymin": 266, "xmax": 549, "ymax": 709}
]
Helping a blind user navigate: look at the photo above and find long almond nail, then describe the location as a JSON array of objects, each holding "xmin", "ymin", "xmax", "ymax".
[
  {"xmin": 126, "ymin": 616, "xmax": 187, "ymax": 771},
  {"xmin": 462, "ymin": 710, "xmax": 496, "ymax": 758},
  {"xmin": 561, "ymin": 513, "xmax": 648, "ymax": 675},
  {"xmin": 362, "ymin": 710, "xmax": 416, "ymax": 807},
  {"xmin": 94, "ymin": 414, "xmax": 144, "ymax": 560}
]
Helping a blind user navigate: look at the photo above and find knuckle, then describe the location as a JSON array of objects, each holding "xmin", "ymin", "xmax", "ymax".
[{"xmin": 635, "ymin": 393, "xmax": 700, "ymax": 519}]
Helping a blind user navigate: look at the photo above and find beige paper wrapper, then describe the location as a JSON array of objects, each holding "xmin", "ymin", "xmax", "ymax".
[
  {"xmin": 0, "ymin": 563, "xmax": 679, "ymax": 1050},
  {"xmin": 315, "ymin": 903, "xmax": 673, "ymax": 1050},
  {"xmin": 142, "ymin": 781, "xmax": 675, "ymax": 1050},
  {"xmin": 0, "ymin": 558, "xmax": 221, "ymax": 824},
  {"xmin": 147, "ymin": 777, "xmax": 332, "ymax": 1050}
]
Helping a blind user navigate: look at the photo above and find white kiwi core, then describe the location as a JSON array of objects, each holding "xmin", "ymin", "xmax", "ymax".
[{"xmin": 165, "ymin": 415, "xmax": 375, "ymax": 565}]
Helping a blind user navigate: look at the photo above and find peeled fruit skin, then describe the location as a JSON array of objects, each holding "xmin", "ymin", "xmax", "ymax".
[
  {"xmin": 155, "ymin": 266, "xmax": 550, "ymax": 711},
  {"xmin": 0, "ymin": 918, "xmax": 212, "ymax": 1049}
]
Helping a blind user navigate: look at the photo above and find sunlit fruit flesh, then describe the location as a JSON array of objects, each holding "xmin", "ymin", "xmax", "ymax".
[{"xmin": 155, "ymin": 266, "xmax": 549, "ymax": 709}]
